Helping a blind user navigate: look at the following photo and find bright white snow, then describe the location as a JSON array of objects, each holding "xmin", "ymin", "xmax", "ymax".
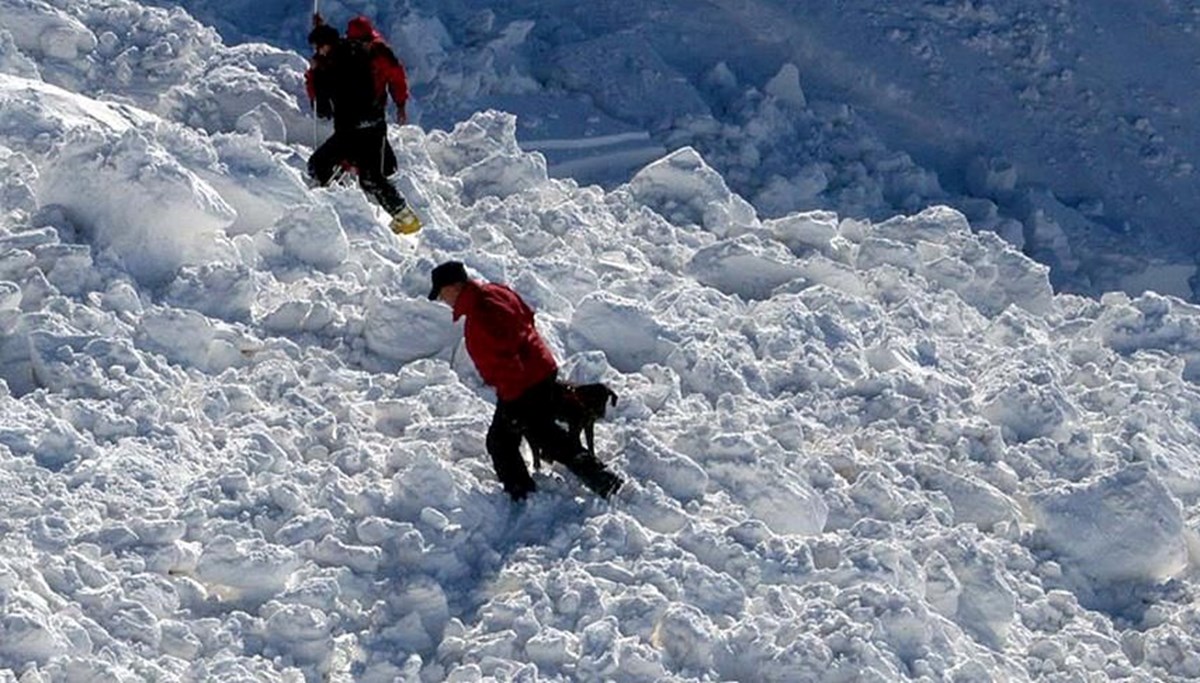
[
  {"xmin": 2, "ymin": 1, "xmax": 1200, "ymax": 681},
  {"xmin": 169, "ymin": 0, "xmax": 1200, "ymax": 301}
]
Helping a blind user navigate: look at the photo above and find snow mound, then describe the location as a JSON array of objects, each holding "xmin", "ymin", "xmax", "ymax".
[
  {"xmin": 0, "ymin": 75, "xmax": 238, "ymax": 285},
  {"xmin": 629, "ymin": 147, "xmax": 760, "ymax": 239},
  {"xmin": 1032, "ymin": 464, "xmax": 1188, "ymax": 583}
]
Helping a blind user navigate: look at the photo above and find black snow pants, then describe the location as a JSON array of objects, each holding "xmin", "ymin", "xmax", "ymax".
[{"xmin": 308, "ymin": 123, "xmax": 407, "ymax": 215}]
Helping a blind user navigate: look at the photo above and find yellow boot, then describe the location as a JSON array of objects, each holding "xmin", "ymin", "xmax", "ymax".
[{"xmin": 390, "ymin": 205, "xmax": 422, "ymax": 235}]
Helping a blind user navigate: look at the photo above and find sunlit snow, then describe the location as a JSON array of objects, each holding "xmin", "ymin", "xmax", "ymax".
[{"xmin": 2, "ymin": 1, "xmax": 1200, "ymax": 682}]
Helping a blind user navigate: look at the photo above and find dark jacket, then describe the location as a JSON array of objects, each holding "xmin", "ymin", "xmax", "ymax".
[{"xmin": 453, "ymin": 281, "xmax": 557, "ymax": 402}]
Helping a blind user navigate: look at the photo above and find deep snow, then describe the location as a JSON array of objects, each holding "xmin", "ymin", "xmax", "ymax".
[{"xmin": 3, "ymin": 1, "xmax": 1200, "ymax": 681}]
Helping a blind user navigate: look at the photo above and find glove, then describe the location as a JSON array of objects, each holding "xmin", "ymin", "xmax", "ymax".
[
  {"xmin": 396, "ymin": 108, "xmax": 407, "ymax": 125},
  {"xmin": 312, "ymin": 13, "xmax": 325, "ymax": 27}
]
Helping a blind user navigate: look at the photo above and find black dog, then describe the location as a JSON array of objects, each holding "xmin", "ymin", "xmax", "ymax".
[{"xmin": 531, "ymin": 381, "xmax": 618, "ymax": 470}]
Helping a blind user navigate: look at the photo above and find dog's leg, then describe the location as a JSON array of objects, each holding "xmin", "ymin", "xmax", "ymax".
[{"xmin": 584, "ymin": 421, "xmax": 597, "ymax": 459}]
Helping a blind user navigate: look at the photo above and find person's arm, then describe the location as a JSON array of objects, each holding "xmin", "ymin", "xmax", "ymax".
[
  {"xmin": 306, "ymin": 59, "xmax": 334, "ymax": 119},
  {"xmin": 373, "ymin": 47, "xmax": 409, "ymax": 124},
  {"xmin": 389, "ymin": 64, "xmax": 408, "ymax": 124}
]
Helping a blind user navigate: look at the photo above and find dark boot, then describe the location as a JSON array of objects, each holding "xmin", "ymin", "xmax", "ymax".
[{"xmin": 359, "ymin": 174, "xmax": 407, "ymax": 215}]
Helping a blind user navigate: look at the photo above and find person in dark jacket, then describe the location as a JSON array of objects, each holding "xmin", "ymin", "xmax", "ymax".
[
  {"xmin": 428, "ymin": 261, "xmax": 624, "ymax": 501},
  {"xmin": 305, "ymin": 14, "xmax": 420, "ymax": 234}
]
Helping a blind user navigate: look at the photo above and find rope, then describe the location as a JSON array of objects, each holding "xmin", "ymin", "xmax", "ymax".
[
  {"xmin": 379, "ymin": 130, "xmax": 387, "ymax": 177},
  {"xmin": 309, "ymin": 0, "xmax": 320, "ymax": 148}
]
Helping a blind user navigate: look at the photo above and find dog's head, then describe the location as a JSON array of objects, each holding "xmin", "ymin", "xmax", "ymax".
[{"xmin": 564, "ymin": 382, "xmax": 617, "ymax": 418}]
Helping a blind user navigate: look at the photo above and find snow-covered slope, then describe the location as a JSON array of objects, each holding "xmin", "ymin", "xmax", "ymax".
[
  {"xmin": 159, "ymin": 0, "xmax": 1200, "ymax": 301},
  {"xmin": 4, "ymin": 1, "xmax": 1200, "ymax": 681}
]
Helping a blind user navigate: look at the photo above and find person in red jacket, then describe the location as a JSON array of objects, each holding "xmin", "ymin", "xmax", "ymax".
[
  {"xmin": 305, "ymin": 14, "xmax": 420, "ymax": 234},
  {"xmin": 344, "ymin": 17, "xmax": 410, "ymax": 124},
  {"xmin": 428, "ymin": 261, "xmax": 624, "ymax": 501}
]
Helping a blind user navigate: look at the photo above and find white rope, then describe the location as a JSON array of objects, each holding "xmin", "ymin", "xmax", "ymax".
[{"xmin": 379, "ymin": 130, "xmax": 387, "ymax": 177}]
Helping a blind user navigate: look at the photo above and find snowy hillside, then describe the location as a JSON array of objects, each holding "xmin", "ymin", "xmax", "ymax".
[
  {"xmin": 4, "ymin": 1, "xmax": 1200, "ymax": 681},
  {"xmin": 160, "ymin": 0, "xmax": 1200, "ymax": 301}
]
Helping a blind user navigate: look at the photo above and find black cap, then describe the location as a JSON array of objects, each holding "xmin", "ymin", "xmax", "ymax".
[
  {"xmin": 428, "ymin": 261, "xmax": 469, "ymax": 300},
  {"xmin": 308, "ymin": 24, "xmax": 339, "ymax": 48}
]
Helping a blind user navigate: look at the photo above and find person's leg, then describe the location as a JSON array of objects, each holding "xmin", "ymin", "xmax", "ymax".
[
  {"xmin": 352, "ymin": 126, "xmax": 407, "ymax": 215},
  {"xmin": 307, "ymin": 132, "xmax": 347, "ymax": 185},
  {"xmin": 381, "ymin": 138, "xmax": 398, "ymax": 177},
  {"xmin": 517, "ymin": 380, "xmax": 623, "ymax": 498},
  {"xmin": 486, "ymin": 401, "xmax": 537, "ymax": 501}
]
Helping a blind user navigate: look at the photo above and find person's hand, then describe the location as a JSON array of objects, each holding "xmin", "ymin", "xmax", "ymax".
[
  {"xmin": 396, "ymin": 108, "xmax": 408, "ymax": 125},
  {"xmin": 312, "ymin": 13, "xmax": 325, "ymax": 27}
]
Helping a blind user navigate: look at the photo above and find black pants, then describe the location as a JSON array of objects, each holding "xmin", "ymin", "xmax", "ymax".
[
  {"xmin": 308, "ymin": 124, "xmax": 407, "ymax": 215},
  {"xmin": 486, "ymin": 375, "xmax": 622, "ymax": 500}
]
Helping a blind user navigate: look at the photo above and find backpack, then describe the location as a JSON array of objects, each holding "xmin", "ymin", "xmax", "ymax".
[{"xmin": 327, "ymin": 38, "xmax": 382, "ymax": 128}]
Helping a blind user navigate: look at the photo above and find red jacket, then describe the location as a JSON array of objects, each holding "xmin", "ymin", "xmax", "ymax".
[
  {"xmin": 346, "ymin": 17, "xmax": 408, "ymax": 120},
  {"xmin": 454, "ymin": 281, "xmax": 557, "ymax": 401}
]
